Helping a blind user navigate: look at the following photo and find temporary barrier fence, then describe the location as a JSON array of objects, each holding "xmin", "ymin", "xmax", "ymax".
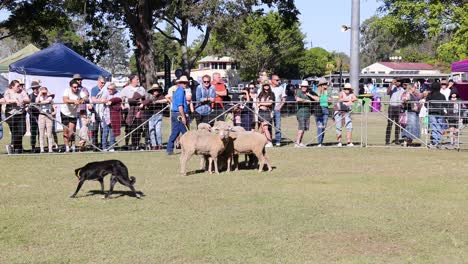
[{"xmin": 1, "ymin": 99, "xmax": 467, "ymax": 155}]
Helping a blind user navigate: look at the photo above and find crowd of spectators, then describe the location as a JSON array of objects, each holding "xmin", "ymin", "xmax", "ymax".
[{"xmin": 0, "ymin": 72, "xmax": 464, "ymax": 154}]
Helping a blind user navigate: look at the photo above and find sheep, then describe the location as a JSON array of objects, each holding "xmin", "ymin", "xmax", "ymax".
[
  {"xmin": 231, "ymin": 126, "xmax": 246, "ymax": 132},
  {"xmin": 179, "ymin": 124, "xmax": 234, "ymax": 176},
  {"xmin": 197, "ymin": 122, "xmax": 212, "ymax": 132},
  {"xmin": 230, "ymin": 131, "xmax": 272, "ymax": 172}
]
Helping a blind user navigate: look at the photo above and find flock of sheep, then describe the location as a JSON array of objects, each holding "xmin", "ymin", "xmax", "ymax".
[{"xmin": 179, "ymin": 121, "xmax": 273, "ymax": 175}]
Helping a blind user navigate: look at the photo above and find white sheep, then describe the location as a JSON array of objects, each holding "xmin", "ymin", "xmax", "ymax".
[
  {"xmin": 179, "ymin": 124, "xmax": 234, "ymax": 175},
  {"xmin": 230, "ymin": 131, "xmax": 272, "ymax": 172},
  {"xmin": 197, "ymin": 122, "xmax": 212, "ymax": 132}
]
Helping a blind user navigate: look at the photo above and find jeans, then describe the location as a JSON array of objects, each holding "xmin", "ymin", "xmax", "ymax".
[
  {"xmin": 334, "ymin": 111, "xmax": 352, "ymax": 134},
  {"xmin": 429, "ymin": 115, "xmax": 445, "ymax": 145},
  {"xmin": 315, "ymin": 107, "xmax": 329, "ymax": 144},
  {"xmin": 401, "ymin": 112, "xmax": 420, "ymax": 140},
  {"xmin": 148, "ymin": 113, "xmax": 163, "ymax": 146},
  {"xmin": 167, "ymin": 113, "xmax": 188, "ymax": 153},
  {"xmin": 273, "ymin": 110, "xmax": 281, "ymax": 143},
  {"xmin": 0, "ymin": 122, "xmax": 3, "ymax": 140},
  {"xmin": 101, "ymin": 121, "xmax": 115, "ymax": 150}
]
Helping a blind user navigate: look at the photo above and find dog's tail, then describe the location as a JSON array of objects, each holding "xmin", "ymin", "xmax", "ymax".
[
  {"xmin": 74, "ymin": 168, "xmax": 82, "ymax": 179},
  {"xmin": 130, "ymin": 176, "xmax": 136, "ymax": 185}
]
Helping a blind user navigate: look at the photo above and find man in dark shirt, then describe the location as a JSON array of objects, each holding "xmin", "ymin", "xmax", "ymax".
[
  {"xmin": 29, "ymin": 81, "xmax": 41, "ymax": 152},
  {"xmin": 426, "ymin": 82, "xmax": 447, "ymax": 147}
]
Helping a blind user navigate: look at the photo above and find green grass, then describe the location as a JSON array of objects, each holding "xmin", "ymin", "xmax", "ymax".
[{"xmin": 1, "ymin": 148, "xmax": 468, "ymax": 263}]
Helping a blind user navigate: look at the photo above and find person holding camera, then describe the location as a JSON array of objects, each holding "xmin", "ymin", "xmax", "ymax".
[
  {"xmin": 36, "ymin": 86, "xmax": 55, "ymax": 153},
  {"xmin": 195, "ymin": 74, "xmax": 216, "ymax": 126}
]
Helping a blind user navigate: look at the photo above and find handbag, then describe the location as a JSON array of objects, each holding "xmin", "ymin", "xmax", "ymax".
[
  {"xmin": 334, "ymin": 102, "xmax": 350, "ymax": 112},
  {"xmin": 399, "ymin": 111, "xmax": 408, "ymax": 127}
]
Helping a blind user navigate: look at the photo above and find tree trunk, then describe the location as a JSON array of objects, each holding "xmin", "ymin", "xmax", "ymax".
[
  {"xmin": 121, "ymin": 0, "xmax": 158, "ymax": 88},
  {"xmin": 135, "ymin": 31, "xmax": 157, "ymax": 88},
  {"xmin": 180, "ymin": 18, "xmax": 190, "ymax": 77}
]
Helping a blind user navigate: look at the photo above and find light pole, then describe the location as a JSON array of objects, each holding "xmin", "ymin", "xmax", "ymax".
[{"xmin": 350, "ymin": 0, "xmax": 360, "ymax": 95}]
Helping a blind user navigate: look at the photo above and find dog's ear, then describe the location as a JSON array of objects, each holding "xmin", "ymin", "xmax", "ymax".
[{"xmin": 74, "ymin": 168, "xmax": 82, "ymax": 179}]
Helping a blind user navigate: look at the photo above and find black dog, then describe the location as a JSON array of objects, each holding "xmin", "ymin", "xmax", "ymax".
[{"xmin": 71, "ymin": 160, "xmax": 140, "ymax": 199}]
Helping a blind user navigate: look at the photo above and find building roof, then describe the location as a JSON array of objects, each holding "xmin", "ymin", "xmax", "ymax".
[
  {"xmin": 0, "ymin": 44, "xmax": 40, "ymax": 73},
  {"xmin": 198, "ymin": 56, "xmax": 234, "ymax": 63},
  {"xmin": 378, "ymin": 62, "xmax": 435, "ymax": 70}
]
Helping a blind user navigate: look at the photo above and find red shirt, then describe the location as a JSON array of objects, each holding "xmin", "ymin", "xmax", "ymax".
[{"xmin": 212, "ymin": 82, "xmax": 227, "ymax": 109}]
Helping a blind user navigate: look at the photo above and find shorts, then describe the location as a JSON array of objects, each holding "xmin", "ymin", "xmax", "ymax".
[
  {"xmin": 297, "ymin": 116, "xmax": 310, "ymax": 131},
  {"xmin": 258, "ymin": 110, "xmax": 272, "ymax": 124},
  {"xmin": 61, "ymin": 113, "xmax": 77, "ymax": 127}
]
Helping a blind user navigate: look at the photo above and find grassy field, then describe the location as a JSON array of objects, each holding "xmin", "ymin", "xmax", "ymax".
[{"xmin": 1, "ymin": 147, "xmax": 468, "ymax": 263}]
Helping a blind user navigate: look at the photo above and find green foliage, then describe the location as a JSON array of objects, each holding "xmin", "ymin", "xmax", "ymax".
[
  {"xmin": 378, "ymin": 0, "xmax": 468, "ymax": 63},
  {"xmin": 212, "ymin": 11, "xmax": 305, "ymax": 80},
  {"xmin": 298, "ymin": 47, "xmax": 334, "ymax": 78}
]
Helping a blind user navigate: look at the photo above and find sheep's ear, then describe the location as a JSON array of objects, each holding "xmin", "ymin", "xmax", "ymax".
[{"xmin": 229, "ymin": 133, "xmax": 237, "ymax": 139}]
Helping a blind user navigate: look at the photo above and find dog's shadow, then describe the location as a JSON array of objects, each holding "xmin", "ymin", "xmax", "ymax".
[{"xmin": 83, "ymin": 190, "xmax": 145, "ymax": 199}]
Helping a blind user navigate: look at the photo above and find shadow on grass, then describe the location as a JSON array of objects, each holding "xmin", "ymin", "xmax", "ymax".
[{"xmin": 83, "ymin": 190, "xmax": 145, "ymax": 199}]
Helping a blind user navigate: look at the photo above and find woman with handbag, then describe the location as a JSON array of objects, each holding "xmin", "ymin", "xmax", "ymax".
[
  {"xmin": 334, "ymin": 83, "xmax": 357, "ymax": 147},
  {"xmin": 401, "ymin": 84, "xmax": 421, "ymax": 147}
]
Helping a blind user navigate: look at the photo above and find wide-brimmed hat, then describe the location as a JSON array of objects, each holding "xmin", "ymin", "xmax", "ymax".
[
  {"xmin": 343, "ymin": 83, "xmax": 352, "ymax": 89},
  {"xmin": 300, "ymin": 80, "xmax": 309, "ymax": 87},
  {"xmin": 72, "ymin": 73, "xmax": 83, "ymax": 80},
  {"xmin": 148, "ymin": 83, "xmax": 163, "ymax": 93},
  {"xmin": 30, "ymin": 80, "xmax": 41, "ymax": 89},
  {"xmin": 176, "ymin": 76, "xmax": 189, "ymax": 84},
  {"xmin": 16, "ymin": 79, "xmax": 25, "ymax": 85},
  {"xmin": 317, "ymin": 78, "xmax": 328, "ymax": 86},
  {"xmin": 261, "ymin": 80, "xmax": 271, "ymax": 87}
]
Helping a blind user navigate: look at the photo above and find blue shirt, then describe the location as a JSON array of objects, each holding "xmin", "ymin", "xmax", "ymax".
[
  {"xmin": 90, "ymin": 86, "xmax": 100, "ymax": 106},
  {"xmin": 172, "ymin": 86, "xmax": 188, "ymax": 113},
  {"xmin": 195, "ymin": 85, "xmax": 215, "ymax": 115}
]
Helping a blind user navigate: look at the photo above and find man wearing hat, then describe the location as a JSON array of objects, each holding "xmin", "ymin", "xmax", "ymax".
[
  {"xmin": 167, "ymin": 76, "xmax": 189, "ymax": 155},
  {"xmin": 72, "ymin": 73, "xmax": 91, "ymax": 132},
  {"xmin": 295, "ymin": 80, "xmax": 319, "ymax": 147},
  {"xmin": 28, "ymin": 80, "xmax": 42, "ymax": 152},
  {"xmin": 142, "ymin": 83, "xmax": 168, "ymax": 150}
]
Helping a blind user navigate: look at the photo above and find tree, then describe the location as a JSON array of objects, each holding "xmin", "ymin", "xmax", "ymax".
[
  {"xmin": 211, "ymin": 11, "xmax": 305, "ymax": 80},
  {"xmin": 378, "ymin": 0, "xmax": 468, "ymax": 64},
  {"xmin": 359, "ymin": 16, "xmax": 401, "ymax": 67},
  {"xmin": 1, "ymin": 0, "xmax": 299, "ymax": 87},
  {"xmin": 98, "ymin": 26, "xmax": 131, "ymax": 75},
  {"xmin": 298, "ymin": 47, "xmax": 334, "ymax": 78}
]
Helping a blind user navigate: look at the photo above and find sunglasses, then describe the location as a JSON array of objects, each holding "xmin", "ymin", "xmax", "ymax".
[
  {"xmin": 203, "ymin": 81, "xmax": 210, "ymax": 84},
  {"xmin": 72, "ymin": 86, "xmax": 79, "ymax": 88}
]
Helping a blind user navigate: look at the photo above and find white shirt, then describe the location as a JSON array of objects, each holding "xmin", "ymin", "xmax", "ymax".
[
  {"xmin": 61, "ymin": 88, "xmax": 81, "ymax": 117},
  {"xmin": 440, "ymin": 88, "xmax": 451, "ymax": 100},
  {"xmin": 271, "ymin": 85, "xmax": 286, "ymax": 109}
]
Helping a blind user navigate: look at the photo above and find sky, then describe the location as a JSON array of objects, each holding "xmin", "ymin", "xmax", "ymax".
[{"xmin": 0, "ymin": 0, "xmax": 381, "ymax": 55}]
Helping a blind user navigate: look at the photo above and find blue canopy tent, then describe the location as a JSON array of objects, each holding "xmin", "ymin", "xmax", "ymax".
[
  {"xmin": 9, "ymin": 43, "xmax": 111, "ymax": 79},
  {"xmin": 8, "ymin": 43, "xmax": 111, "ymax": 102}
]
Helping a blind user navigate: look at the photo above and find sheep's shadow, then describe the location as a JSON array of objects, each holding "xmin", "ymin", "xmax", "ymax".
[{"xmin": 83, "ymin": 190, "xmax": 145, "ymax": 199}]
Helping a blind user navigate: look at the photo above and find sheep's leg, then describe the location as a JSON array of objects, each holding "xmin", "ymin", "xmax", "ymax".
[
  {"xmin": 213, "ymin": 156, "xmax": 220, "ymax": 174},
  {"xmin": 199, "ymin": 156, "xmax": 207, "ymax": 171},
  {"xmin": 255, "ymin": 150, "xmax": 265, "ymax": 172},
  {"xmin": 263, "ymin": 154, "xmax": 272, "ymax": 172},
  {"xmin": 180, "ymin": 150, "xmax": 193, "ymax": 176},
  {"xmin": 233, "ymin": 154, "xmax": 239, "ymax": 171},
  {"xmin": 226, "ymin": 155, "xmax": 232, "ymax": 172},
  {"xmin": 208, "ymin": 157, "xmax": 213, "ymax": 174}
]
